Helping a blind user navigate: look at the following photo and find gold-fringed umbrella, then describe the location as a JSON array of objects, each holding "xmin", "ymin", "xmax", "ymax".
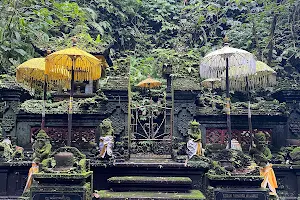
[
  {"xmin": 45, "ymin": 39, "xmax": 101, "ymax": 146},
  {"xmin": 16, "ymin": 57, "xmax": 69, "ymax": 129},
  {"xmin": 137, "ymin": 77, "xmax": 161, "ymax": 88},
  {"xmin": 200, "ymin": 37, "xmax": 256, "ymax": 148},
  {"xmin": 16, "ymin": 58, "xmax": 45, "ymax": 86}
]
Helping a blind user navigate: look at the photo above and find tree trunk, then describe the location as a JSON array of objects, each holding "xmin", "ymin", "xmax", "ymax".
[
  {"xmin": 267, "ymin": 0, "xmax": 281, "ymax": 66},
  {"xmin": 252, "ymin": 20, "xmax": 262, "ymax": 61}
]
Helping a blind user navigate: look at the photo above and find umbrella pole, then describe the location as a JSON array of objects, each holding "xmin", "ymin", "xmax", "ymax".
[
  {"xmin": 246, "ymin": 76, "xmax": 253, "ymax": 149},
  {"xmin": 41, "ymin": 75, "xmax": 47, "ymax": 130},
  {"xmin": 225, "ymin": 57, "xmax": 232, "ymax": 149},
  {"xmin": 68, "ymin": 57, "xmax": 75, "ymax": 146}
]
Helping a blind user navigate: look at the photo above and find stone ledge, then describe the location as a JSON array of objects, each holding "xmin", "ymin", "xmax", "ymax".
[{"xmin": 96, "ymin": 190, "xmax": 206, "ymax": 200}]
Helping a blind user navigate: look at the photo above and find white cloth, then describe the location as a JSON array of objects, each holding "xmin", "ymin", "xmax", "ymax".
[
  {"xmin": 226, "ymin": 139, "xmax": 242, "ymax": 151},
  {"xmin": 99, "ymin": 136, "xmax": 114, "ymax": 158},
  {"xmin": 187, "ymin": 140, "xmax": 203, "ymax": 159}
]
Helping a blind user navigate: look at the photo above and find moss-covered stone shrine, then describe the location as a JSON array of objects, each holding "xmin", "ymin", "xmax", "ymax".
[{"xmin": 0, "ymin": 50, "xmax": 299, "ymax": 200}]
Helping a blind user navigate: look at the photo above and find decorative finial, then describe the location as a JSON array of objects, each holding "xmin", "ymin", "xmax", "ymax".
[
  {"xmin": 223, "ymin": 36, "xmax": 229, "ymax": 46},
  {"xmin": 46, "ymin": 48, "xmax": 52, "ymax": 55},
  {"xmin": 72, "ymin": 37, "xmax": 77, "ymax": 47}
]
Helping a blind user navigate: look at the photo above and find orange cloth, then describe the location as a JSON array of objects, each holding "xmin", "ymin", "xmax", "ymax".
[
  {"xmin": 196, "ymin": 142, "xmax": 202, "ymax": 156},
  {"xmin": 260, "ymin": 164, "xmax": 278, "ymax": 196},
  {"xmin": 24, "ymin": 163, "xmax": 39, "ymax": 193}
]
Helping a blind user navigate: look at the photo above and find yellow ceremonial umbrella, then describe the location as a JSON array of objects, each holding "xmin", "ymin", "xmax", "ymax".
[
  {"xmin": 16, "ymin": 57, "xmax": 69, "ymax": 129},
  {"xmin": 16, "ymin": 58, "xmax": 45, "ymax": 86},
  {"xmin": 45, "ymin": 38, "xmax": 101, "ymax": 146},
  {"xmin": 137, "ymin": 77, "xmax": 161, "ymax": 89}
]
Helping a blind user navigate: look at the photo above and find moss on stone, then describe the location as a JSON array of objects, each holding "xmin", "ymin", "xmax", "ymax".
[
  {"xmin": 206, "ymin": 173, "xmax": 262, "ymax": 181},
  {"xmin": 173, "ymin": 77, "xmax": 201, "ymax": 91},
  {"xmin": 20, "ymin": 94, "xmax": 107, "ymax": 114},
  {"xmin": 33, "ymin": 171, "xmax": 93, "ymax": 179},
  {"xmin": 0, "ymin": 74, "xmax": 30, "ymax": 92},
  {"xmin": 100, "ymin": 76, "xmax": 129, "ymax": 91},
  {"xmin": 96, "ymin": 190, "xmax": 206, "ymax": 199},
  {"xmin": 108, "ymin": 176, "xmax": 192, "ymax": 184}
]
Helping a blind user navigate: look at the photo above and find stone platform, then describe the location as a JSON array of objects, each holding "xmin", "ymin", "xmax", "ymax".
[
  {"xmin": 97, "ymin": 190, "xmax": 205, "ymax": 200},
  {"xmin": 108, "ymin": 176, "xmax": 192, "ymax": 191}
]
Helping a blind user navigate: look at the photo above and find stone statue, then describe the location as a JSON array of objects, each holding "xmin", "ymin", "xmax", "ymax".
[
  {"xmin": 99, "ymin": 118, "xmax": 114, "ymax": 158},
  {"xmin": 249, "ymin": 132, "xmax": 272, "ymax": 167},
  {"xmin": 187, "ymin": 120, "xmax": 204, "ymax": 159},
  {"xmin": 32, "ymin": 130, "xmax": 52, "ymax": 164},
  {"xmin": 0, "ymin": 134, "xmax": 13, "ymax": 161}
]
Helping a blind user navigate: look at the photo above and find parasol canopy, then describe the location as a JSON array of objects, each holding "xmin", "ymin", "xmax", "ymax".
[
  {"xmin": 221, "ymin": 61, "xmax": 276, "ymax": 91},
  {"xmin": 201, "ymin": 78, "xmax": 221, "ymax": 89},
  {"xmin": 16, "ymin": 58, "xmax": 70, "ymax": 88},
  {"xmin": 200, "ymin": 45, "xmax": 256, "ymax": 79},
  {"xmin": 137, "ymin": 77, "xmax": 162, "ymax": 89},
  {"xmin": 45, "ymin": 40, "xmax": 102, "ymax": 146},
  {"xmin": 16, "ymin": 58, "xmax": 45, "ymax": 84},
  {"xmin": 45, "ymin": 46, "xmax": 101, "ymax": 82},
  {"xmin": 200, "ymin": 39, "xmax": 257, "ymax": 149}
]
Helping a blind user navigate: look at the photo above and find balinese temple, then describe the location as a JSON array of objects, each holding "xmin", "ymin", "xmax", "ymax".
[{"xmin": 0, "ymin": 40, "xmax": 299, "ymax": 200}]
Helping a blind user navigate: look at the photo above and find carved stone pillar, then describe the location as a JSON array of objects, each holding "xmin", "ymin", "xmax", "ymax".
[
  {"xmin": 273, "ymin": 90, "xmax": 300, "ymax": 143},
  {"xmin": 0, "ymin": 89, "xmax": 23, "ymax": 139}
]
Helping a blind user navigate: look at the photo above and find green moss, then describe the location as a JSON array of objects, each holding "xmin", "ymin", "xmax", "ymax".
[
  {"xmin": 108, "ymin": 176, "xmax": 192, "ymax": 184},
  {"xmin": 173, "ymin": 77, "xmax": 201, "ymax": 91},
  {"xmin": 206, "ymin": 173, "xmax": 262, "ymax": 181},
  {"xmin": 33, "ymin": 171, "xmax": 93, "ymax": 179},
  {"xmin": 96, "ymin": 190, "xmax": 206, "ymax": 199},
  {"xmin": 0, "ymin": 74, "xmax": 30, "ymax": 92},
  {"xmin": 290, "ymin": 147, "xmax": 300, "ymax": 161},
  {"xmin": 20, "ymin": 94, "xmax": 107, "ymax": 114}
]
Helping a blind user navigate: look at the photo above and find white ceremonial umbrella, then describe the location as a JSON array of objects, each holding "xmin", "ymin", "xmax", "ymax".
[{"xmin": 200, "ymin": 37, "xmax": 256, "ymax": 148}]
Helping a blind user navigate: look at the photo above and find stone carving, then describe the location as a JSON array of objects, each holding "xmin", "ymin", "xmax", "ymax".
[
  {"xmin": 41, "ymin": 146, "xmax": 87, "ymax": 173},
  {"xmin": 99, "ymin": 118, "xmax": 114, "ymax": 159},
  {"xmin": 177, "ymin": 109, "xmax": 192, "ymax": 137},
  {"xmin": 250, "ymin": 132, "xmax": 272, "ymax": 167},
  {"xmin": 187, "ymin": 120, "xmax": 204, "ymax": 159},
  {"xmin": 110, "ymin": 108, "xmax": 125, "ymax": 135},
  {"xmin": 2, "ymin": 113, "xmax": 15, "ymax": 132},
  {"xmin": 174, "ymin": 103, "xmax": 195, "ymax": 137},
  {"xmin": 0, "ymin": 134, "xmax": 24, "ymax": 161},
  {"xmin": 289, "ymin": 109, "xmax": 300, "ymax": 137},
  {"xmin": 0, "ymin": 134, "xmax": 13, "ymax": 161},
  {"xmin": 31, "ymin": 127, "xmax": 96, "ymax": 149},
  {"xmin": 32, "ymin": 130, "xmax": 52, "ymax": 164}
]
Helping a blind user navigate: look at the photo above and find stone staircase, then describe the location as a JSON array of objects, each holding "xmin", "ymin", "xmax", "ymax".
[{"xmin": 97, "ymin": 176, "xmax": 206, "ymax": 200}]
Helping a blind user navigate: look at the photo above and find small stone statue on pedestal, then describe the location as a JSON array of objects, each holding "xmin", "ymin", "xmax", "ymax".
[
  {"xmin": 187, "ymin": 120, "xmax": 204, "ymax": 159},
  {"xmin": 250, "ymin": 132, "xmax": 278, "ymax": 196},
  {"xmin": 99, "ymin": 118, "xmax": 114, "ymax": 159},
  {"xmin": 32, "ymin": 129, "xmax": 52, "ymax": 164},
  {"xmin": 249, "ymin": 132, "xmax": 272, "ymax": 167}
]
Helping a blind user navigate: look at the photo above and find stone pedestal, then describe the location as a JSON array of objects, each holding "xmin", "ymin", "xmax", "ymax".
[
  {"xmin": 30, "ymin": 172, "xmax": 93, "ymax": 200},
  {"xmin": 215, "ymin": 188, "xmax": 267, "ymax": 200},
  {"xmin": 206, "ymin": 174, "xmax": 267, "ymax": 200}
]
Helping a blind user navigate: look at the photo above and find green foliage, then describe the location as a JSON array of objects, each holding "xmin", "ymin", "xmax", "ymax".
[
  {"xmin": 0, "ymin": 0, "xmax": 104, "ymax": 75},
  {"xmin": 0, "ymin": 0, "xmax": 298, "ymax": 92}
]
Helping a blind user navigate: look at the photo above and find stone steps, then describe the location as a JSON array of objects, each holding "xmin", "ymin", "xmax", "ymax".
[
  {"xmin": 108, "ymin": 176, "xmax": 192, "ymax": 192},
  {"xmin": 97, "ymin": 190, "xmax": 206, "ymax": 200}
]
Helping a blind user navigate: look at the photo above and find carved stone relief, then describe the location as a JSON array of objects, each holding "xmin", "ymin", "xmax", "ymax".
[
  {"xmin": 289, "ymin": 109, "xmax": 300, "ymax": 137},
  {"xmin": 174, "ymin": 103, "xmax": 195, "ymax": 137}
]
